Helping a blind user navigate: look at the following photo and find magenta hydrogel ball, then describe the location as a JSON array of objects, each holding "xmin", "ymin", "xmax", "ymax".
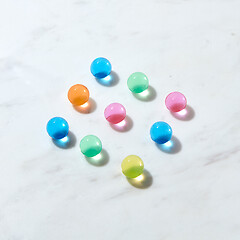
[
  {"xmin": 165, "ymin": 92, "xmax": 187, "ymax": 112},
  {"xmin": 104, "ymin": 103, "xmax": 126, "ymax": 124}
]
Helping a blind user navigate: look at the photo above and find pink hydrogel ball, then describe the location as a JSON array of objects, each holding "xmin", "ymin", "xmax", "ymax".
[
  {"xmin": 104, "ymin": 103, "xmax": 126, "ymax": 124},
  {"xmin": 165, "ymin": 92, "xmax": 187, "ymax": 112}
]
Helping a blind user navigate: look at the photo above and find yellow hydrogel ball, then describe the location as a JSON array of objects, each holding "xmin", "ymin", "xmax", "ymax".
[{"xmin": 121, "ymin": 155, "xmax": 144, "ymax": 178}]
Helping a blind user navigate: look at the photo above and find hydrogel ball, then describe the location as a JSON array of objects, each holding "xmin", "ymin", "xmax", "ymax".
[
  {"xmin": 104, "ymin": 103, "xmax": 126, "ymax": 124},
  {"xmin": 127, "ymin": 72, "xmax": 149, "ymax": 93},
  {"xmin": 47, "ymin": 117, "xmax": 69, "ymax": 140},
  {"xmin": 150, "ymin": 121, "xmax": 172, "ymax": 144},
  {"xmin": 68, "ymin": 84, "xmax": 89, "ymax": 106},
  {"xmin": 80, "ymin": 135, "xmax": 102, "ymax": 157},
  {"xmin": 121, "ymin": 155, "xmax": 144, "ymax": 178},
  {"xmin": 90, "ymin": 57, "xmax": 112, "ymax": 78},
  {"xmin": 165, "ymin": 91, "xmax": 187, "ymax": 112}
]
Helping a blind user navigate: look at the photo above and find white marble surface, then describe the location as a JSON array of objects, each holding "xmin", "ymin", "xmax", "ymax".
[{"xmin": 1, "ymin": 0, "xmax": 240, "ymax": 239}]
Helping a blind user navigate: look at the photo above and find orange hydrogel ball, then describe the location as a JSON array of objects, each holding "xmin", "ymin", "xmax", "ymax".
[{"xmin": 68, "ymin": 84, "xmax": 89, "ymax": 106}]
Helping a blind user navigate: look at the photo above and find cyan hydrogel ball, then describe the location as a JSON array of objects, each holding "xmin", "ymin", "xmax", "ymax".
[
  {"xmin": 46, "ymin": 117, "xmax": 69, "ymax": 140},
  {"xmin": 90, "ymin": 57, "xmax": 112, "ymax": 78},
  {"xmin": 150, "ymin": 121, "xmax": 172, "ymax": 144}
]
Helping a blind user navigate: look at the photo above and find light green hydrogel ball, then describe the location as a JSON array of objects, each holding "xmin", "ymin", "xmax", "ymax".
[
  {"xmin": 80, "ymin": 135, "xmax": 102, "ymax": 157},
  {"xmin": 127, "ymin": 72, "xmax": 149, "ymax": 93}
]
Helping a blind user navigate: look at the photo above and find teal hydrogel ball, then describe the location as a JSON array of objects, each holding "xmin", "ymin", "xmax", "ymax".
[
  {"xmin": 127, "ymin": 72, "xmax": 149, "ymax": 93},
  {"xmin": 80, "ymin": 135, "xmax": 102, "ymax": 157}
]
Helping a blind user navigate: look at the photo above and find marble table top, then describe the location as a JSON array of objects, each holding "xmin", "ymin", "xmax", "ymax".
[{"xmin": 1, "ymin": 0, "xmax": 240, "ymax": 239}]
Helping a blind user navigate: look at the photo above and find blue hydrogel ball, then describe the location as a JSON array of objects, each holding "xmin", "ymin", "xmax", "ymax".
[
  {"xmin": 90, "ymin": 57, "xmax": 112, "ymax": 78},
  {"xmin": 150, "ymin": 121, "xmax": 172, "ymax": 144},
  {"xmin": 46, "ymin": 117, "xmax": 69, "ymax": 140}
]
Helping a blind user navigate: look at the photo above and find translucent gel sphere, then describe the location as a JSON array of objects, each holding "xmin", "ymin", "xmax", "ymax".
[
  {"xmin": 150, "ymin": 121, "xmax": 172, "ymax": 144},
  {"xmin": 90, "ymin": 57, "xmax": 112, "ymax": 78},
  {"xmin": 165, "ymin": 91, "xmax": 187, "ymax": 112},
  {"xmin": 121, "ymin": 155, "xmax": 144, "ymax": 178},
  {"xmin": 127, "ymin": 72, "xmax": 149, "ymax": 93},
  {"xmin": 46, "ymin": 117, "xmax": 69, "ymax": 140},
  {"xmin": 80, "ymin": 135, "xmax": 102, "ymax": 157},
  {"xmin": 68, "ymin": 84, "xmax": 89, "ymax": 106},
  {"xmin": 104, "ymin": 103, "xmax": 126, "ymax": 124}
]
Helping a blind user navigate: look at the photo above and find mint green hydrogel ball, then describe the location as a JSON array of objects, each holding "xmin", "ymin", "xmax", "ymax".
[
  {"xmin": 80, "ymin": 135, "xmax": 102, "ymax": 157},
  {"xmin": 127, "ymin": 72, "xmax": 149, "ymax": 93}
]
